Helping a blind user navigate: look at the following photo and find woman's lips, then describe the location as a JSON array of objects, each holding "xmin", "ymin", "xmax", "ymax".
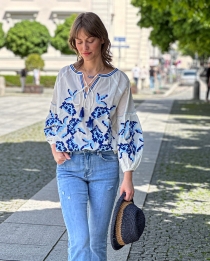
[{"xmin": 83, "ymin": 52, "xmax": 91, "ymax": 56}]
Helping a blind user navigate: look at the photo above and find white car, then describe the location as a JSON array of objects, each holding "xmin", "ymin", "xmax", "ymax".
[{"xmin": 179, "ymin": 69, "xmax": 199, "ymax": 86}]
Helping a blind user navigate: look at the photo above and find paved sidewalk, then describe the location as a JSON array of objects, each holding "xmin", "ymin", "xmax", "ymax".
[
  {"xmin": 128, "ymin": 100, "xmax": 210, "ymax": 261},
  {"xmin": 0, "ymin": 88, "xmax": 174, "ymax": 260}
]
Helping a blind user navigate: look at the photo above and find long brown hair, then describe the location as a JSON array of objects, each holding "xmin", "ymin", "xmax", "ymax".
[{"xmin": 69, "ymin": 12, "xmax": 114, "ymax": 69}]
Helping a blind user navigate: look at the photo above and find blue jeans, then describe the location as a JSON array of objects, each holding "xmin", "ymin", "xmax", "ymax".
[
  {"xmin": 133, "ymin": 77, "xmax": 139, "ymax": 87},
  {"xmin": 150, "ymin": 76, "xmax": 154, "ymax": 89},
  {"xmin": 56, "ymin": 151, "xmax": 119, "ymax": 261}
]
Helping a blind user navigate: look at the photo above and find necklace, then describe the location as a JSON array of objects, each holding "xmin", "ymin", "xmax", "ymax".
[
  {"xmin": 83, "ymin": 74, "xmax": 98, "ymax": 91},
  {"xmin": 83, "ymin": 66, "xmax": 104, "ymax": 79}
]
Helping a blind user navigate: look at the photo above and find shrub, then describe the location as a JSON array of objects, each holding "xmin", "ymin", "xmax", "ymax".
[
  {"xmin": 0, "ymin": 23, "xmax": 5, "ymax": 48},
  {"xmin": 51, "ymin": 14, "xmax": 77, "ymax": 55},
  {"xmin": 25, "ymin": 53, "xmax": 45, "ymax": 71},
  {"xmin": 5, "ymin": 20, "xmax": 50, "ymax": 58},
  {"xmin": 1, "ymin": 75, "xmax": 56, "ymax": 88}
]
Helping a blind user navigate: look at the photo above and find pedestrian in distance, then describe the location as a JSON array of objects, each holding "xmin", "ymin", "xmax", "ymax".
[
  {"xmin": 149, "ymin": 66, "xmax": 155, "ymax": 89},
  {"xmin": 140, "ymin": 66, "xmax": 147, "ymax": 89},
  {"xmin": 156, "ymin": 68, "xmax": 162, "ymax": 89},
  {"xmin": 44, "ymin": 12, "xmax": 144, "ymax": 261},
  {"xmin": 33, "ymin": 68, "xmax": 40, "ymax": 85},
  {"xmin": 206, "ymin": 63, "xmax": 210, "ymax": 103},
  {"xmin": 20, "ymin": 68, "xmax": 27, "ymax": 92},
  {"xmin": 132, "ymin": 64, "xmax": 140, "ymax": 88}
]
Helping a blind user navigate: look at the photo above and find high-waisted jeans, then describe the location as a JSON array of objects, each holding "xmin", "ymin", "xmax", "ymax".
[{"xmin": 56, "ymin": 150, "xmax": 119, "ymax": 261}]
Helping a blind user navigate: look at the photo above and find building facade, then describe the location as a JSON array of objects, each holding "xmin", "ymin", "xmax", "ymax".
[{"xmin": 0, "ymin": 0, "xmax": 155, "ymax": 79}]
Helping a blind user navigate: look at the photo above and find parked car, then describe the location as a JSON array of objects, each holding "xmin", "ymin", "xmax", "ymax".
[{"xmin": 179, "ymin": 69, "xmax": 199, "ymax": 86}]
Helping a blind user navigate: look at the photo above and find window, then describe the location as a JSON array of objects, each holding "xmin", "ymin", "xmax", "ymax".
[
  {"xmin": 4, "ymin": 11, "xmax": 38, "ymax": 25},
  {"xmin": 50, "ymin": 11, "xmax": 79, "ymax": 24}
]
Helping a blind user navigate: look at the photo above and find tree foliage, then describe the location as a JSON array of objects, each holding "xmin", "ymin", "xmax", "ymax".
[
  {"xmin": 5, "ymin": 20, "xmax": 50, "ymax": 58},
  {"xmin": 51, "ymin": 14, "xmax": 77, "ymax": 55},
  {"xmin": 0, "ymin": 23, "xmax": 5, "ymax": 48},
  {"xmin": 131, "ymin": 0, "xmax": 210, "ymax": 56},
  {"xmin": 25, "ymin": 53, "xmax": 45, "ymax": 71}
]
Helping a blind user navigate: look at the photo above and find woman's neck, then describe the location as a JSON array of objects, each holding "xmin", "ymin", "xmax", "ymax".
[{"xmin": 82, "ymin": 61, "xmax": 105, "ymax": 75}]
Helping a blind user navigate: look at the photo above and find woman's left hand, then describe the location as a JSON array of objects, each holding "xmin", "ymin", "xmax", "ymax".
[{"xmin": 120, "ymin": 171, "xmax": 134, "ymax": 201}]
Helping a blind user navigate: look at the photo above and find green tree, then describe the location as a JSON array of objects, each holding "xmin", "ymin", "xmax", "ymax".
[
  {"xmin": 0, "ymin": 23, "xmax": 5, "ymax": 48},
  {"xmin": 5, "ymin": 20, "xmax": 50, "ymax": 58},
  {"xmin": 25, "ymin": 53, "xmax": 45, "ymax": 71},
  {"xmin": 131, "ymin": 0, "xmax": 210, "ymax": 56},
  {"xmin": 51, "ymin": 14, "xmax": 77, "ymax": 55}
]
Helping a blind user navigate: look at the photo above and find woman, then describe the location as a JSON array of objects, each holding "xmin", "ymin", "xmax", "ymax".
[{"xmin": 44, "ymin": 12, "xmax": 144, "ymax": 261}]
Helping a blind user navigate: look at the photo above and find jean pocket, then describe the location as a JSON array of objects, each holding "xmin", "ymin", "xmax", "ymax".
[
  {"xmin": 57, "ymin": 159, "xmax": 69, "ymax": 167},
  {"xmin": 99, "ymin": 152, "xmax": 118, "ymax": 162}
]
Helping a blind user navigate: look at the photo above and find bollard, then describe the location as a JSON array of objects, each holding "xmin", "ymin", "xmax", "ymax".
[{"xmin": 193, "ymin": 80, "xmax": 200, "ymax": 100}]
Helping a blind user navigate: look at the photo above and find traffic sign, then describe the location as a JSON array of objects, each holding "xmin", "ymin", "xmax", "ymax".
[
  {"xmin": 114, "ymin": 37, "xmax": 126, "ymax": 42},
  {"xmin": 111, "ymin": 45, "xmax": 129, "ymax": 48}
]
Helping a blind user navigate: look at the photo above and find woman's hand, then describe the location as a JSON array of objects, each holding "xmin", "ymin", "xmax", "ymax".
[
  {"xmin": 120, "ymin": 171, "xmax": 134, "ymax": 201},
  {"xmin": 51, "ymin": 144, "xmax": 71, "ymax": 165}
]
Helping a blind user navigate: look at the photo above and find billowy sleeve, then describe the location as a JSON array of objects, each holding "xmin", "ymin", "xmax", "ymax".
[
  {"xmin": 44, "ymin": 75, "xmax": 59, "ymax": 145},
  {"xmin": 117, "ymin": 86, "xmax": 144, "ymax": 173}
]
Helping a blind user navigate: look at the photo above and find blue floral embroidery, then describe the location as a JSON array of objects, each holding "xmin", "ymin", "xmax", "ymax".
[
  {"xmin": 66, "ymin": 137, "xmax": 80, "ymax": 151},
  {"xmin": 91, "ymin": 125, "xmax": 104, "ymax": 144},
  {"xmin": 118, "ymin": 120, "xmax": 143, "ymax": 161},
  {"xmin": 81, "ymin": 138, "xmax": 94, "ymax": 150},
  {"xmin": 119, "ymin": 120, "xmax": 142, "ymax": 140},
  {"xmin": 60, "ymin": 101, "xmax": 76, "ymax": 116},
  {"xmin": 56, "ymin": 116, "xmax": 69, "ymax": 134},
  {"xmin": 56, "ymin": 141, "xmax": 67, "ymax": 152},
  {"xmin": 62, "ymin": 118, "xmax": 86, "ymax": 138},
  {"xmin": 44, "ymin": 110, "xmax": 61, "ymax": 136},
  {"xmin": 44, "ymin": 127, "xmax": 55, "ymax": 137},
  {"xmin": 91, "ymin": 106, "xmax": 116, "ymax": 119},
  {"xmin": 45, "ymin": 90, "xmax": 143, "ymax": 165},
  {"xmin": 99, "ymin": 144, "xmax": 113, "ymax": 151},
  {"xmin": 137, "ymin": 138, "xmax": 144, "ymax": 152},
  {"xmin": 45, "ymin": 111, "xmax": 60, "ymax": 128},
  {"xmin": 102, "ymin": 120, "xmax": 115, "ymax": 142},
  {"xmin": 96, "ymin": 93, "xmax": 108, "ymax": 106},
  {"xmin": 65, "ymin": 89, "xmax": 77, "ymax": 102},
  {"xmin": 118, "ymin": 140, "xmax": 137, "ymax": 161}
]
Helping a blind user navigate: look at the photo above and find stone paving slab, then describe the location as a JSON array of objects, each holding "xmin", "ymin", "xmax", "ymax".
[
  {"xmin": 0, "ymin": 95, "xmax": 51, "ymax": 136},
  {"xmin": 0, "ymin": 222, "xmax": 65, "ymax": 245},
  {"xmin": 0, "ymin": 244, "xmax": 53, "ymax": 261}
]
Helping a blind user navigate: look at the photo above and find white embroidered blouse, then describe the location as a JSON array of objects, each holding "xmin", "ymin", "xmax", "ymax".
[{"xmin": 44, "ymin": 64, "xmax": 144, "ymax": 172}]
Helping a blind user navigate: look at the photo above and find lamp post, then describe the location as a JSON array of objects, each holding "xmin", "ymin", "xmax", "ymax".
[
  {"xmin": 169, "ymin": 48, "xmax": 178, "ymax": 84},
  {"xmin": 169, "ymin": 49, "xmax": 174, "ymax": 84}
]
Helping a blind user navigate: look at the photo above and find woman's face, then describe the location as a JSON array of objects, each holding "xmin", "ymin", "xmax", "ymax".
[{"xmin": 75, "ymin": 28, "xmax": 104, "ymax": 62}]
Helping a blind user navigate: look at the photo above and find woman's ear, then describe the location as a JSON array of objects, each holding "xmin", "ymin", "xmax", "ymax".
[{"xmin": 101, "ymin": 38, "xmax": 104, "ymax": 44}]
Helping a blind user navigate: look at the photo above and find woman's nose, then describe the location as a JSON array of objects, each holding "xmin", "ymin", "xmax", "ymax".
[{"xmin": 83, "ymin": 42, "xmax": 89, "ymax": 50}]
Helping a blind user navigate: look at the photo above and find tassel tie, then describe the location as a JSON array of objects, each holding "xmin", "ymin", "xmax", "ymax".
[
  {"xmin": 86, "ymin": 117, "xmax": 94, "ymax": 129},
  {"xmin": 79, "ymin": 107, "xmax": 84, "ymax": 119}
]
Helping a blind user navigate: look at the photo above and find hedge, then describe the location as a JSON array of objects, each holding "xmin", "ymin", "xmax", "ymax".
[{"xmin": 1, "ymin": 75, "xmax": 56, "ymax": 88}]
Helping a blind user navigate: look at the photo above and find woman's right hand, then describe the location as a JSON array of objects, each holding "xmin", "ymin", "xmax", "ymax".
[{"xmin": 51, "ymin": 144, "xmax": 71, "ymax": 164}]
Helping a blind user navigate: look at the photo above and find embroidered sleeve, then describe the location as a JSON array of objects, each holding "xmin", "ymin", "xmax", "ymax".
[
  {"xmin": 44, "ymin": 76, "xmax": 59, "ymax": 145},
  {"xmin": 117, "ymin": 86, "xmax": 144, "ymax": 172}
]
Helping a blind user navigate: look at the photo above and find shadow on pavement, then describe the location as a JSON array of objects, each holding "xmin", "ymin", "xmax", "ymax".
[
  {"xmin": 0, "ymin": 139, "xmax": 56, "ymax": 223},
  {"xmin": 128, "ymin": 100, "xmax": 210, "ymax": 261}
]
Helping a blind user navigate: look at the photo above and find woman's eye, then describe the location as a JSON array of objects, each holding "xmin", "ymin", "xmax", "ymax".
[{"xmin": 88, "ymin": 39, "xmax": 94, "ymax": 43}]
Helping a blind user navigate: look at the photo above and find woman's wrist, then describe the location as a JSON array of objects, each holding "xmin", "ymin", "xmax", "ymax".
[
  {"xmin": 123, "ymin": 171, "xmax": 133, "ymax": 181},
  {"xmin": 51, "ymin": 144, "xmax": 56, "ymax": 153}
]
